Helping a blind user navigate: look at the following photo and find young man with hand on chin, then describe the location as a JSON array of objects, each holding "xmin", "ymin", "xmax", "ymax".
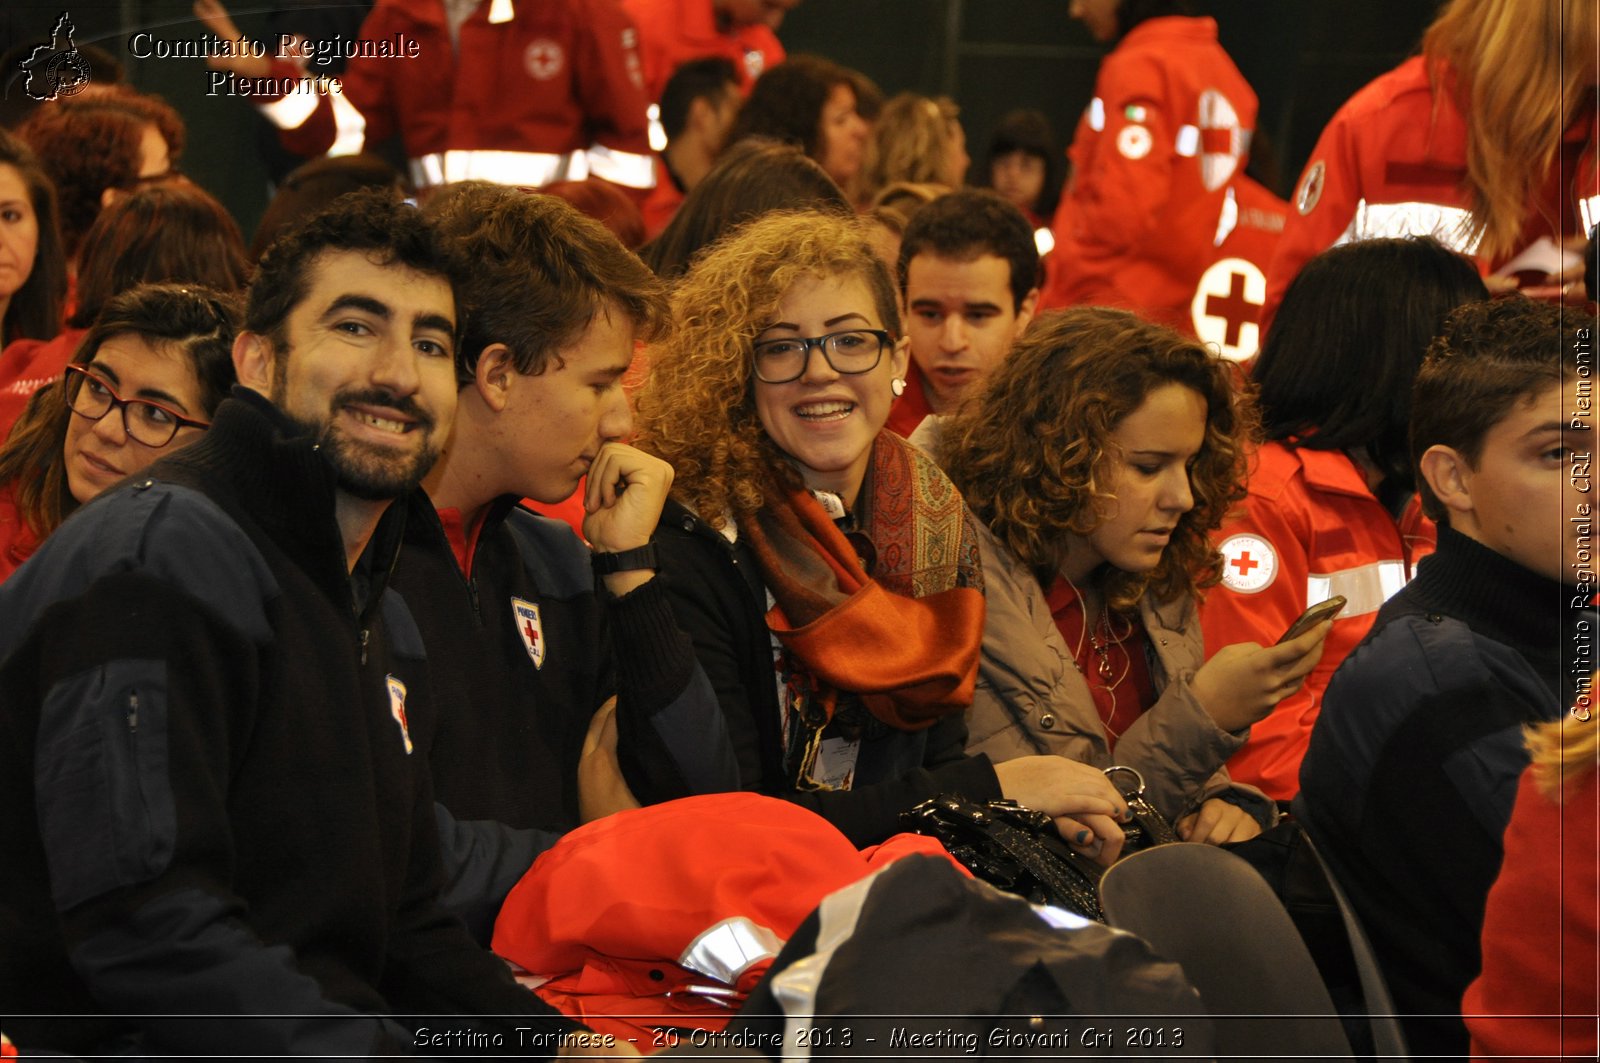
[{"xmin": 396, "ymin": 185, "xmax": 733, "ymax": 941}]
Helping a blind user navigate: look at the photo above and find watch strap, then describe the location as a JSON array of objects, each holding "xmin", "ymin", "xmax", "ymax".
[{"xmin": 591, "ymin": 542, "xmax": 659, "ymax": 575}]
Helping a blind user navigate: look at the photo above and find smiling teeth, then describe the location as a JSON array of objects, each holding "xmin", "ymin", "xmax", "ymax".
[
  {"xmin": 355, "ymin": 411, "xmax": 409, "ymax": 433},
  {"xmin": 796, "ymin": 401, "xmax": 853, "ymax": 420}
]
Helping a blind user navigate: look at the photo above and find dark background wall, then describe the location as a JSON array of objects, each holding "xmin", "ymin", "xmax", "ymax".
[{"xmin": 4, "ymin": 0, "xmax": 1443, "ymax": 238}]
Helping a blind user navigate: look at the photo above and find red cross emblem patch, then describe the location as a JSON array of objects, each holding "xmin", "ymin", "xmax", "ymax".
[
  {"xmin": 512, "ymin": 598, "xmax": 546, "ymax": 669},
  {"xmin": 524, "ymin": 39, "xmax": 565, "ymax": 81},
  {"xmin": 1218, "ymin": 533, "xmax": 1278, "ymax": 593},
  {"xmin": 386, "ymin": 675, "xmax": 413, "ymax": 754}
]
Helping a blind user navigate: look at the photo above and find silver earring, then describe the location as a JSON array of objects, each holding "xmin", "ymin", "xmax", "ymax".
[{"xmin": 891, "ymin": 377, "xmax": 906, "ymax": 397}]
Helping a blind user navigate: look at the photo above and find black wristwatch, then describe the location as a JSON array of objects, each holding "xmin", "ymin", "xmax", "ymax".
[{"xmin": 591, "ymin": 542, "xmax": 659, "ymax": 575}]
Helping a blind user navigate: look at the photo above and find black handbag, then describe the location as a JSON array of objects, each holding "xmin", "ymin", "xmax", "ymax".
[{"xmin": 900, "ymin": 766, "xmax": 1183, "ymax": 922}]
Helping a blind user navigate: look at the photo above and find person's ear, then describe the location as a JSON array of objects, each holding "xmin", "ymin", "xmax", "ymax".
[
  {"xmin": 889, "ymin": 334, "xmax": 911, "ymax": 380},
  {"xmin": 1013, "ymin": 286, "xmax": 1041, "ymax": 338},
  {"xmin": 1419, "ymin": 444, "xmax": 1476, "ymax": 522},
  {"xmin": 474, "ymin": 343, "xmax": 516, "ymax": 412},
  {"xmin": 233, "ymin": 332, "xmax": 276, "ymax": 396}
]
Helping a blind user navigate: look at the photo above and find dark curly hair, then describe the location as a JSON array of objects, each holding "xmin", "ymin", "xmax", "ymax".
[
  {"xmin": 727, "ymin": 54, "xmax": 856, "ymax": 161},
  {"xmin": 940, "ymin": 307, "xmax": 1255, "ymax": 611}
]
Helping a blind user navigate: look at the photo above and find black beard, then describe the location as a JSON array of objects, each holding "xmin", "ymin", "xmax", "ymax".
[{"xmin": 278, "ymin": 386, "xmax": 439, "ymax": 501}]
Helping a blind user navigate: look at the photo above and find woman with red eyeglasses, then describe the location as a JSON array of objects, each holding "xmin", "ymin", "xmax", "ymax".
[{"xmin": 0, "ymin": 284, "xmax": 236, "ymax": 583}]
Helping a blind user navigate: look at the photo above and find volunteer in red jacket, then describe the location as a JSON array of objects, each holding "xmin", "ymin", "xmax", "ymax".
[
  {"xmin": 1200, "ymin": 237, "xmax": 1487, "ymax": 800},
  {"xmin": 1040, "ymin": 0, "xmax": 1258, "ymax": 334},
  {"xmin": 623, "ymin": 0, "xmax": 797, "ymax": 103},
  {"xmin": 193, "ymin": 0, "xmax": 656, "ymax": 194},
  {"xmin": 1262, "ymin": 0, "xmax": 1599, "ymax": 331}
]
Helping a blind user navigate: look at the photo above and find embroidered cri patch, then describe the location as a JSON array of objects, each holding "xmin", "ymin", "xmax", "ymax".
[{"xmin": 512, "ymin": 597, "xmax": 546, "ymax": 669}]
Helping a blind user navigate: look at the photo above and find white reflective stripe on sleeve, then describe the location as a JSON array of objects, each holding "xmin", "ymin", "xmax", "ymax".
[
  {"xmin": 647, "ymin": 102, "xmax": 667, "ymax": 152},
  {"xmin": 1087, "ymin": 97, "xmax": 1105, "ymax": 132},
  {"xmin": 1175, "ymin": 124, "xmax": 1201, "ymax": 157},
  {"xmin": 769, "ymin": 871, "xmax": 880, "ymax": 1060},
  {"xmin": 1333, "ymin": 199, "xmax": 1482, "ymax": 255},
  {"xmin": 1580, "ymin": 194, "xmax": 1600, "ymax": 234},
  {"xmin": 678, "ymin": 917, "xmax": 784, "ymax": 986},
  {"xmin": 258, "ymin": 88, "xmax": 319, "ymax": 130},
  {"xmin": 584, "ymin": 143, "xmax": 656, "ymax": 189},
  {"xmin": 1305, "ymin": 560, "xmax": 1409, "ymax": 618},
  {"xmin": 326, "ymin": 88, "xmax": 367, "ymax": 157},
  {"xmin": 406, "ymin": 149, "xmax": 579, "ymax": 188}
]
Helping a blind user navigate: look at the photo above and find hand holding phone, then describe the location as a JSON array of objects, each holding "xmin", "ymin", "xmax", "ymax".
[{"xmin": 1276, "ymin": 595, "xmax": 1347, "ymax": 644}]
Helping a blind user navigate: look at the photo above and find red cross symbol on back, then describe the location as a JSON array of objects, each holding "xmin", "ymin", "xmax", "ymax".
[{"xmin": 1205, "ymin": 271, "xmax": 1259, "ymax": 349}]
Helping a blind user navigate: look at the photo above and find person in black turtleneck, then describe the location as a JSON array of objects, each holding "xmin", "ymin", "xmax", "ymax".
[
  {"xmin": 0, "ymin": 191, "xmax": 586, "ymax": 1056},
  {"xmin": 1296, "ymin": 297, "xmax": 1594, "ymax": 1062}
]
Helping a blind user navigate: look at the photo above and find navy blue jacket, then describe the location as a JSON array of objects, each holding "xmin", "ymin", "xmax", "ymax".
[
  {"xmin": 0, "ymin": 391, "xmax": 570, "ymax": 1056},
  {"xmin": 1296, "ymin": 526, "xmax": 1585, "ymax": 1060}
]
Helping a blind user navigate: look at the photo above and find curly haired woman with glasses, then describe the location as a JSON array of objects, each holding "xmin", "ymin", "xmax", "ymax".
[
  {"xmin": 633, "ymin": 209, "xmax": 1132, "ymax": 851},
  {"xmin": 0, "ymin": 284, "xmax": 236, "ymax": 582}
]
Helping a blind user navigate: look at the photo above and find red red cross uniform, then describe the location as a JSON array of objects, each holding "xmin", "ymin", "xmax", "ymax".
[
  {"xmin": 1040, "ymin": 16, "xmax": 1259, "ymax": 334},
  {"xmin": 1198, "ymin": 443, "xmax": 1434, "ymax": 799},
  {"xmin": 251, "ymin": 0, "xmax": 656, "ymax": 192},
  {"xmin": 1260, "ymin": 54, "xmax": 1600, "ymax": 335},
  {"xmin": 621, "ymin": 0, "xmax": 785, "ymax": 102}
]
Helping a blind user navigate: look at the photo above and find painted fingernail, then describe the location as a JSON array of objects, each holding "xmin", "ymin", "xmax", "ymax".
[{"xmin": 1075, "ymin": 830, "xmax": 1091, "ymax": 844}]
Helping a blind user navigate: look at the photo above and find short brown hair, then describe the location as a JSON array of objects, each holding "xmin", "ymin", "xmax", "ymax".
[
  {"xmin": 1411, "ymin": 297, "xmax": 1585, "ymax": 521},
  {"xmin": 424, "ymin": 183, "xmax": 667, "ymax": 383}
]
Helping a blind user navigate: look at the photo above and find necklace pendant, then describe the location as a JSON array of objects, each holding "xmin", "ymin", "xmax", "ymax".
[{"xmin": 1097, "ymin": 657, "xmax": 1115, "ymax": 681}]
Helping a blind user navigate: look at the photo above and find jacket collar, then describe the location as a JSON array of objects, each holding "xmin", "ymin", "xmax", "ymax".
[{"xmin": 152, "ymin": 386, "xmax": 419, "ymax": 619}]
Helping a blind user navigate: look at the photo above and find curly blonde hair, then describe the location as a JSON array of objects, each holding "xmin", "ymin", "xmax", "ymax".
[
  {"xmin": 633, "ymin": 210, "xmax": 900, "ymax": 528},
  {"xmin": 939, "ymin": 307, "xmax": 1257, "ymax": 612}
]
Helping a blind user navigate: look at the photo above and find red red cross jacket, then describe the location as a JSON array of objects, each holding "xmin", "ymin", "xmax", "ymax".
[
  {"xmin": 1198, "ymin": 443, "xmax": 1434, "ymax": 800},
  {"xmin": 491, "ymin": 793, "xmax": 957, "ymax": 1045},
  {"xmin": 1188, "ymin": 174, "xmax": 1287, "ymax": 362},
  {"xmin": 1040, "ymin": 16, "xmax": 1258, "ymax": 333},
  {"xmin": 1262, "ymin": 54, "xmax": 1600, "ymax": 333},
  {"xmin": 250, "ymin": 0, "xmax": 655, "ymax": 191},
  {"xmin": 621, "ymin": 0, "xmax": 785, "ymax": 102}
]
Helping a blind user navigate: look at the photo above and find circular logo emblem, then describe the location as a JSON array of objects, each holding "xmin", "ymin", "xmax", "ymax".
[
  {"xmin": 46, "ymin": 50, "xmax": 91, "ymax": 98},
  {"xmin": 1218, "ymin": 533, "xmax": 1278, "ymax": 593},
  {"xmin": 1296, "ymin": 160, "xmax": 1326, "ymax": 216},
  {"xmin": 1117, "ymin": 124, "xmax": 1153, "ymax": 160},
  {"xmin": 524, "ymin": 39, "xmax": 565, "ymax": 81},
  {"xmin": 1191, "ymin": 257, "xmax": 1267, "ymax": 363}
]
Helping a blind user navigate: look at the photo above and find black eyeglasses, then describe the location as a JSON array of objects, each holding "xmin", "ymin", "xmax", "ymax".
[
  {"xmin": 64, "ymin": 364, "xmax": 210, "ymax": 448},
  {"xmin": 752, "ymin": 329, "xmax": 891, "ymax": 384}
]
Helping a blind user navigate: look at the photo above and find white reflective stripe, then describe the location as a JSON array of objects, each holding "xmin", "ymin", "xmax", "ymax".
[
  {"xmin": 1175, "ymin": 124, "xmax": 1200, "ymax": 157},
  {"xmin": 406, "ymin": 149, "xmax": 579, "ymax": 188},
  {"xmin": 258, "ymin": 88, "xmax": 318, "ymax": 130},
  {"xmin": 769, "ymin": 872, "xmax": 880, "ymax": 1061},
  {"xmin": 325, "ymin": 87, "xmax": 367, "ymax": 157},
  {"xmin": 1581, "ymin": 194, "xmax": 1600, "ymax": 234},
  {"xmin": 1213, "ymin": 184, "xmax": 1238, "ymax": 247},
  {"xmin": 1087, "ymin": 97, "xmax": 1105, "ymax": 132},
  {"xmin": 487, "ymin": 0, "xmax": 514, "ymax": 23},
  {"xmin": 1034, "ymin": 225, "xmax": 1055, "ymax": 256},
  {"xmin": 1305, "ymin": 560, "xmax": 1409, "ymax": 618},
  {"xmin": 1333, "ymin": 199, "xmax": 1482, "ymax": 255},
  {"xmin": 647, "ymin": 102, "xmax": 666, "ymax": 152},
  {"xmin": 584, "ymin": 143, "xmax": 656, "ymax": 189},
  {"xmin": 678, "ymin": 917, "xmax": 783, "ymax": 986}
]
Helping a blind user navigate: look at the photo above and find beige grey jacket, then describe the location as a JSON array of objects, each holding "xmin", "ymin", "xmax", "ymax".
[{"xmin": 968, "ymin": 518, "xmax": 1276, "ymax": 827}]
